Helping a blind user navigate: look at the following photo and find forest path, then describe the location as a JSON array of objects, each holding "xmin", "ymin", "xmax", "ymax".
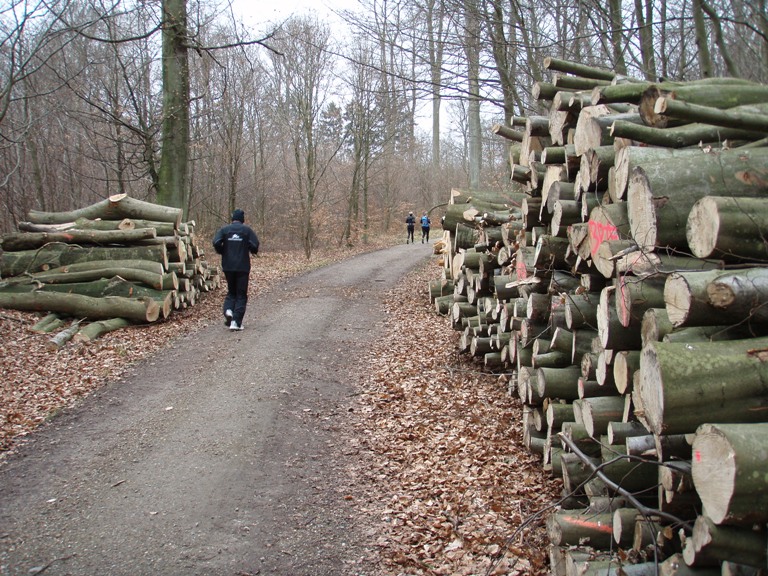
[{"xmin": 0, "ymin": 242, "xmax": 433, "ymax": 576}]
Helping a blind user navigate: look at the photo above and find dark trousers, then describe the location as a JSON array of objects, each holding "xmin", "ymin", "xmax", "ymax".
[
  {"xmin": 223, "ymin": 270, "xmax": 250, "ymax": 324},
  {"xmin": 421, "ymin": 226, "xmax": 430, "ymax": 241},
  {"xmin": 407, "ymin": 226, "xmax": 414, "ymax": 242}
]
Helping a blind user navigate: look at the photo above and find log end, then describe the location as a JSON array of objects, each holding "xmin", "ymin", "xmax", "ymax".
[
  {"xmin": 626, "ymin": 166, "xmax": 657, "ymax": 251},
  {"xmin": 687, "ymin": 197, "xmax": 719, "ymax": 259},
  {"xmin": 691, "ymin": 423, "xmax": 735, "ymax": 525}
]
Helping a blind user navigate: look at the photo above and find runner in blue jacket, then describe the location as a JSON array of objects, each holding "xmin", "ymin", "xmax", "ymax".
[{"xmin": 213, "ymin": 209, "xmax": 260, "ymax": 331}]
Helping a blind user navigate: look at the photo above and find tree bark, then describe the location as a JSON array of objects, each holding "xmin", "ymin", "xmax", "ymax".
[
  {"xmin": 639, "ymin": 337, "xmax": 768, "ymax": 435},
  {"xmin": 627, "ymin": 148, "xmax": 768, "ymax": 251}
]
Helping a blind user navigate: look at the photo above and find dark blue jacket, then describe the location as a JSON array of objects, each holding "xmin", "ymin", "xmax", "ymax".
[{"xmin": 212, "ymin": 221, "xmax": 260, "ymax": 272}]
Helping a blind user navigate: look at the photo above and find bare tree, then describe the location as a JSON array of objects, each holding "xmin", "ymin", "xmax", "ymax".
[{"xmin": 268, "ymin": 16, "xmax": 336, "ymax": 259}]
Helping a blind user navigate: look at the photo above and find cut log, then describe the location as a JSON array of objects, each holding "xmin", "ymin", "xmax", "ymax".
[
  {"xmin": 546, "ymin": 509, "xmax": 615, "ymax": 548},
  {"xmin": 611, "ymin": 119, "xmax": 764, "ymax": 149},
  {"xmin": 0, "ymin": 291, "xmax": 160, "ymax": 323},
  {"xmin": 610, "ymin": 146, "xmax": 700, "ymax": 202},
  {"xmin": 30, "ymin": 313, "xmax": 64, "ymax": 334},
  {"xmin": 543, "ymin": 57, "xmax": 616, "ymax": 81},
  {"xmin": 46, "ymin": 320, "xmax": 83, "ymax": 351},
  {"xmin": 627, "ymin": 148, "xmax": 768, "ymax": 251},
  {"xmin": 0, "ymin": 228, "xmax": 157, "ymax": 252},
  {"xmin": 613, "ymin": 350, "xmax": 641, "ymax": 394},
  {"xmin": 577, "ymin": 396, "xmax": 625, "ymax": 437},
  {"xmin": 687, "ymin": 196, "xmax": 768, "ymax": 260},
  {"xmin": 0, "ymin": 244, "xmax": 168, "ymax": 277},
  {"xmin": 692, "ymin": 423, "xmax": 768, "ymax": 525},
  {"xmin": 664, "ymin": 268, "xmax": 768, "ymax": 327},
  {"xmin": 655, "ymin": 98, "xmax": 768, "ymax": 133},
  {"xmin": 687, "ymin": 514, "xmax": 767, "ymax": 568},
  {"xmin": 639, "ymin": 337, "xmax": 768, "ymax": 435},
  {"xmin": 73, "ymin": 318, "xmax": 132, "ymax": 342},
  {"xmin": 27, "ymin": 193, "xmax": 183, "ymax": 228},
  {"xmin": 536, "ymin": 366, "xmax": 582, "ymax": 401},
  {"xmin": 587, "ymin": 203, "xmax": 631, "ymax": 266},
  {"xmin": 565, "ymin": 293, "xmax": 599, "ymax": 330},
  {"xmin": 615, "ymin": 274, "xmax": 666, "ymax": 328},
  {"xmin": 4, "ymin": 267, "xmax": 167, "ymax": 291},
  {"xmin": 598, "ymin": 287, "xmax": 643, "ymax": 351},
  {"xmin": 659, "ymin": 553, "xmax": 720, "ymax": 575}
]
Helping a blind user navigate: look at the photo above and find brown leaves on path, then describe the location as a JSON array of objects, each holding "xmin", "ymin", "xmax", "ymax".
[{"xmin": 346, "ymin": 261, "xmax": 560, "ymax": 576}]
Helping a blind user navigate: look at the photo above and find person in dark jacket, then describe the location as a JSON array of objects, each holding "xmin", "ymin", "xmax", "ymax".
[
  {"xmin": 212, "ymin": 209, "xmax": 260, "ymax": 331},
  {"xmin": 405, "ymin": 211, "xmax": 415, "ymax": 243}
]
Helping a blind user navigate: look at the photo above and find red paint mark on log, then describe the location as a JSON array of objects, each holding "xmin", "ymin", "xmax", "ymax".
[
  {"xmin": 747, "ymin": 348, "xmax": 768, "ymax": 362},
  {"xmin": 588, "ymin": 220, "xmax": 619, "ymax": 257},
  {"xmin": 560, "ymin": 515, "xmax": 614, "ymax": 534}
]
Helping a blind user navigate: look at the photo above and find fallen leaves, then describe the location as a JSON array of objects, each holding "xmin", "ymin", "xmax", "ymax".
[{"xmin": 344, "ymin": 260, "xmax": 560, "ymax": 575}]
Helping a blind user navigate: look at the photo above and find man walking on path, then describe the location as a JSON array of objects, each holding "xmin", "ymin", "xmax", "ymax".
[
  {"xmin": 420, "ymin": 212, "xmax": 431, "ymax": 243},
  {"xmin": 213, "ymin": 209, "xmax": 260, "ymax": 330},
  {"xmin": 405, "ymin": 211, "xmax": 416, "ymax": 243}
]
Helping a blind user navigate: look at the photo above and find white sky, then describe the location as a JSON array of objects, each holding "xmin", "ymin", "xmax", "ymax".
[{"xmin": 229, "ymin": 0, "xmax": 358, "ymax": 28}]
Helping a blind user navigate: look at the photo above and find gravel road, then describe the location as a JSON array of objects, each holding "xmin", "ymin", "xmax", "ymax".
[{"xmin": 0, "ymin": 242, "xmax": 433, "ymax": 576}]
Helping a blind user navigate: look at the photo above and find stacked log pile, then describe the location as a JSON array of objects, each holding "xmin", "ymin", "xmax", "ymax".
[
  {"xmin": 0, "ymin": 193, "xmax": 220, "ymax": 345},
  {"xmin": 430, "ymin": 58, "xmax": 768, "ymax": 575}
]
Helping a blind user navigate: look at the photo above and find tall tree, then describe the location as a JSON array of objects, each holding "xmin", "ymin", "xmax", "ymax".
[
  {"xmin": 269, "ymin": 16, "xmax": 335, "ymax": 259},
  {"xmin": 156, "ymin": 0, "xmax": 190, "ymax": 216}
]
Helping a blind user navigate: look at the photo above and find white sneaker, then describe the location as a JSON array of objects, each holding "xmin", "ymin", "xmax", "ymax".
[
  {"xmin": 224, "ymin": 309, "xmax": 233, "ymax": 326},
  {"xmin": 230, "ymin": 321, "xmax": 243, "ymax": 331}
]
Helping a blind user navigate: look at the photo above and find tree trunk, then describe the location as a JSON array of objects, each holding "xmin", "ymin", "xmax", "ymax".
[
  {"xmin": 639, "ymin": 338, "xmax": 768, "ymax": 435},
  {"xmin": 627, "ymin": 148, "xmax": 768, "ymax": 251},
  {"xmin": 156, "ymin": 0, "xmax": 190, "ymax": 215},
  {"xmin": 692, "ymin": 423, "xmax": 768, "ymax": 525}
]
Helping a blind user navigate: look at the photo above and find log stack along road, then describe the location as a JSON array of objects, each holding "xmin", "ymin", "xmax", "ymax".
[{"xmin": 0, "ymin": 242, "xmax": 433, "ymax": 576}]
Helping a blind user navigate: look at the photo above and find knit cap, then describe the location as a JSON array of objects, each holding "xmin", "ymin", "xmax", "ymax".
[{"xmin": 232, "ymin": 209, "xmax": 245, "ymax": 222}]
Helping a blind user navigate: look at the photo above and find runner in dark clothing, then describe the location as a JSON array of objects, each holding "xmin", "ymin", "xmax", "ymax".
[
  {"xmin": 212, "ymin": 209, "xmax": 260, "ymax": 331},
  {"xmin": 405, "ymin": 211, "xmax": 416, "ymax": 243}
]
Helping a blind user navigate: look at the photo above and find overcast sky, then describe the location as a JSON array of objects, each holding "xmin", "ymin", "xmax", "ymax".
[{"xmin": 229, "ymin": 0, "xmax": 358, "ymax": 27}]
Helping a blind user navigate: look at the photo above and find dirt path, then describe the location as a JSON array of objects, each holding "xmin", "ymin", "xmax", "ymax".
[{"xmin": 0, "ymin": 243, "xmax": 433, "ymax": 576}]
